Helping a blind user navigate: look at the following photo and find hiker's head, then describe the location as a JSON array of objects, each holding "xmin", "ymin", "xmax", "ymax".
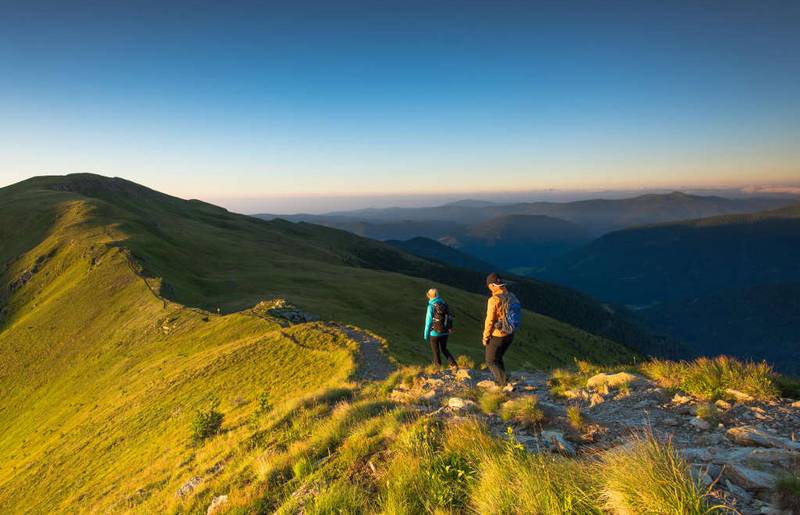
[
  {"xmin": 486, "ymin": 272, "xmax": 505, "ymax": 293},
  {"xmin": 426, "ymin": 288, "xmax": 439, "ymax": 300}
]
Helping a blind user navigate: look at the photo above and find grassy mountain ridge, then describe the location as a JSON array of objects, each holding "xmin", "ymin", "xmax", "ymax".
[{"xmin": 0, "ymin": 174, "xmax": 641, "ymax": 512}]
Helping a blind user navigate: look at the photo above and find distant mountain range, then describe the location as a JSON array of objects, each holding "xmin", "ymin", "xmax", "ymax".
[{"xmin": 258, "ymin": 191, "xmax": 796, "ymax": 277}]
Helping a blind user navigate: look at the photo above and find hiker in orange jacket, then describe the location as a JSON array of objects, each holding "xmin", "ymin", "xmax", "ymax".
[{"xmin": 482, "ymin": 272, "xmax": 519, "ymax": 387}]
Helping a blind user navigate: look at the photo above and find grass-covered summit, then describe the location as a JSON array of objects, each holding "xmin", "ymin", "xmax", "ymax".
[{"xmin": 0, "ymin": 174, "xmax": 637, "ymax": 512}]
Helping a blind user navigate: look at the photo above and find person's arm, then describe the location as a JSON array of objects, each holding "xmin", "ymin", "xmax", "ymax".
[
  {"xmin": 482, "ymin": 296, "xmax": 497, "ymax": 345},
  {"xmin": 424, "ymin": 303, "xmax": 432, "ymax": 341}
]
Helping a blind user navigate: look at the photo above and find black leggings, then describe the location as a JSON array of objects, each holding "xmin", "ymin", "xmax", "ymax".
[
  {"xmin": 429, "ymin": 334, "xmax": 456, "ymax": 367},
  {"xmin": 485, "ymin": 333, "xmax": 514, "ymax": 386}
]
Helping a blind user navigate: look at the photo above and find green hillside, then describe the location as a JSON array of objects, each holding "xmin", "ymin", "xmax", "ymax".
[{"xmin": 0, "ymin": 174, "xmax": 635, "ymax": 513}]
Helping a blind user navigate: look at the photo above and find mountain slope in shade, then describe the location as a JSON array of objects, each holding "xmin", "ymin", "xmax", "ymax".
[
  {"xmin": 444, "ymin": 214, "xmax": 591, "ymax": 270},
  {"xmin": 386, "ymin": 236, "xmax": 497, "ymax": 272},
  {"xmin": 540, "ymin": 204, "xmax": 800, "ymax": 306},
  {"xmin": 641, "ymin": 282, "xmax": 800, "ymax": 375}
]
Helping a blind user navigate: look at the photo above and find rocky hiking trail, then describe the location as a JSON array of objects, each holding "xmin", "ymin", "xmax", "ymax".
[
  {"xmin": 337, "ymin": 324, "xmax": 395, "ymax": 382},
  {"xmin": 387, "ymin": 367, "xmax": 800, "ymax": 515}
]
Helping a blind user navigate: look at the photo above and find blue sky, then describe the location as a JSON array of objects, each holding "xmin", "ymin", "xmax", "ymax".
[{"xmin": 1, "ymin": 0, "xmax": 798, "ymax": 212}]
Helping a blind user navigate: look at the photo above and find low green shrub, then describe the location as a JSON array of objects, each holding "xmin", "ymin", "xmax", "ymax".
[{"xmin": 191, "ymin": 401, "xmax": 224, "ymax": 443}]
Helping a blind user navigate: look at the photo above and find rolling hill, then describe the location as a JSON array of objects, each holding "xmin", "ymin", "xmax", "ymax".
[
  {"xmin": 441, "ymin": 214, "xmax": 591, "ymax": 271},
  {"xmin": 0, "ymin": 174, "xmax": 640, "ymax": 513},
  {"xmin": 385, "ymin": 236, "xmax": 496, "ymax": 272}
]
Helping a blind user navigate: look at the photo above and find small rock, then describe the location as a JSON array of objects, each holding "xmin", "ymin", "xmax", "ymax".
[
  {"xmin": 477, "ymin": 379, "xmax": 499, "ymax": 390},
  {"xmin": 590, "ymin": 392, "xmax": 605, "ymax": 407},
  {"xmin": 724, "ymin": 464, "xmax": 776, "ymax": 490},
  {"xmin": 207, "ymin": 495, "xmax": 229, "ymax": 515},
  {"xmin": 690, "ymin": 418, "xmax": 711, "ymax": 431},
  {"xmin": 715, "ymin": 399, "xmax": 733, "ymax": 411},
  {"xmin": 633, "ymin": 399, "xmax": 654, "ymax": 409},
  {"xmin": 682, "ymin": 447, "xmax": 713, "ymax": 462},
  {"xmin": 790, "ymin": 400, "xmax": 800, "ymax": 409},
  {"xmin": 672, "ymin": 393, "xmax": 693, "ymax": 405},
  {"xmin": 662, "ymin": 416, "xmax": 680, "ymax": 426},
  {"xmin": 726, "ymin": 389, "xmax": 755, "ymax": 402},
  {"xmin": 502, "ymin": 383, "xmax": 515, "ymax": 393},
  {"xmin": 447, "ymin": 397, "xmax": 476, "ymax": 411},
  {"xmin": 419, "ymin": 390, "xmax": 437, "ymax": 401},
  {"xmin": 176, "ymin": 476, "xmax": 202, "ymax": 498},
  {"xmin": 540, "ymin": 430, "xmax": 576, "ymax": 456},
  {"xmin": 586, "ymin": 372, "xmax": 641, "ymax": 390}
]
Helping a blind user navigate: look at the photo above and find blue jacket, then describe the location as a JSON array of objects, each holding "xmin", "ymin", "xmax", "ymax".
[{"xmin": 424, "ymin": 297, "xmax": 449, "ymax": 340}]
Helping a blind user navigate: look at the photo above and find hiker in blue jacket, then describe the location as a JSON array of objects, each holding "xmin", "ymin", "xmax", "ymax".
[{"xmin": 423, "ymin": 288, "xmax": 457, "ymax": 367}]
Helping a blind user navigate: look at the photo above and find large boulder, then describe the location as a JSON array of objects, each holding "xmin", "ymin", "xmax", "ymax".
[
  {"xmin": 207, "ymin": 495, "xmax": 229, "ymax": 515},
  {"xmin": 727, "ymin": 426, "xmax": 800, "ymax": 451},
  {"xmin": 724, "ymin": 464, "xmax": 776, "ymax": 491}
]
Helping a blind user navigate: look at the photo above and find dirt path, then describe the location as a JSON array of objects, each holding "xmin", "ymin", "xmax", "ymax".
[{"xmin": 336, "ymin": 325, "xmax": 395, "ymax": 381}]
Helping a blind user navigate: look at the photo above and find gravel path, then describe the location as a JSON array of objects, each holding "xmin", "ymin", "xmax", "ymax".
[{"xmin": 336, "ymin": 325, "xmax": 395, "ymax": 381}]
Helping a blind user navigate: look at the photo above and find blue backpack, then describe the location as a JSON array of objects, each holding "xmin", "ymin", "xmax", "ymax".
[{"xmin": 496, "ymin": 293, "xmax": 522, "ymax": 334}]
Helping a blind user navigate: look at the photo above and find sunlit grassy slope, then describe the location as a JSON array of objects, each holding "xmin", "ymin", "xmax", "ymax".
[{"xmin": 0, "ymin": 174, "xmax": 634, "ymax": 512}]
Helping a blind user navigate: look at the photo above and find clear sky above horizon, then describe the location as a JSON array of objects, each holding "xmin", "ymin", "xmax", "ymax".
[{"xmin": 1, "ymin": 0, "xmax": 799, "ymax": 213}]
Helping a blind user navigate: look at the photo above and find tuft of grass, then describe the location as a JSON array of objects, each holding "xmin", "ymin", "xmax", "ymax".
[
  {"xmin": 640, "ymin": 356, "xmax": 779, "ymax": 401},
  {"xmin": 292, "ymin": 455, "xmax": 313, "ymax": 479},
  {"xmin": 600, "ymin": 432, "xmax": 725, "ymax": 514},
  {"xmin": 499, "ymin": 396, "xmax": 545, "ymax": 429},
  {"xmin": 695, "ymin": 402, "xmax": 719, "ymax": 424},
  {"xmin": 456, "ymin": 354, "xmax": 475, "ymax": 369},
  {"xmin": 306, "ymin": 481, "xmax": 371, "ymax": 514},
  {"xmin": 478, "ymin": 390, "xmax": 507, "ymax": 415},
  {"xmin": 775, "ymin": 474, "xmax": 800, "ymax": 513},
  {"xmin": 567, "ymin": 404, "xmax": 584, "ymax": 432}
]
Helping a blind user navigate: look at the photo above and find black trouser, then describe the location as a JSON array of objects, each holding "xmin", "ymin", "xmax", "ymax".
[
  {"xmin": 485, "ymin": 333, "xmax": 514, "ymax": 386},
  {"xmin": 429, "ymin": 334, "xmax": 456, "ymax": 367}
]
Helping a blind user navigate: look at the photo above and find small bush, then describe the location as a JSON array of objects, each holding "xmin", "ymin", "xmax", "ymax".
[
  {"xmin": 456, "ymin": 354, "xmax": 475, "ymax": 369},
  {"xmin": 479, "ymin": 390, "xmax": 507, "ymax": 415},
  {"xmin": 775, "ymin": 474, "xmax": 800, "ymax": 512},
  {"xmin": 567, "ymin": 404, "xmax": 584, "ymax": 431},
  {"xmin": 191, "ymin": 402, "xmax": 224, "ymax": 443},
  {"xmin": 775, "ymin": 375, "xmax": 800, "ymax": 399},
  {"xmin": 292, "ymin": 455, "xmax": 313, "ymax": 479},
  {"xmin": 499, "ymin": 396, "xmax": 544, "ymax": 429}
]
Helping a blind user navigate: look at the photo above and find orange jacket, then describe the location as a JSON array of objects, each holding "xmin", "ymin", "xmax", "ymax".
[{"xmin": 483, "ymin": 287, "xmax": 512, "ymax": 343}]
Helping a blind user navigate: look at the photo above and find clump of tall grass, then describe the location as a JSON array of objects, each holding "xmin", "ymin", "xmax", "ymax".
[
  {"xmin": 456, "ymin": 354, "xmax": 475, "ymax": 369},
  {"xmin": 471, "ymin": 441, "xmax": 600, "ymax": 514},
  {"xmin": 478, "ymin": 390, "xmax": 507, "ymax": 415},
  {"xmin": 600, "ymin": 432, "xmax": 725, "ymax": 514},
  {"xmin": 640, "ymin": 356, "xmax": 778, "ymax": 400},
  {"xmin": 567, "ymin": 404, "xmax": 584, "ymax": 432},
  {"xmin": 695, "ymin": 402, "xmax": 719, "ymax": 424},
  {"xmin": 500, "ymin": 396, "xmax": 545, "ymax": 429}
]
